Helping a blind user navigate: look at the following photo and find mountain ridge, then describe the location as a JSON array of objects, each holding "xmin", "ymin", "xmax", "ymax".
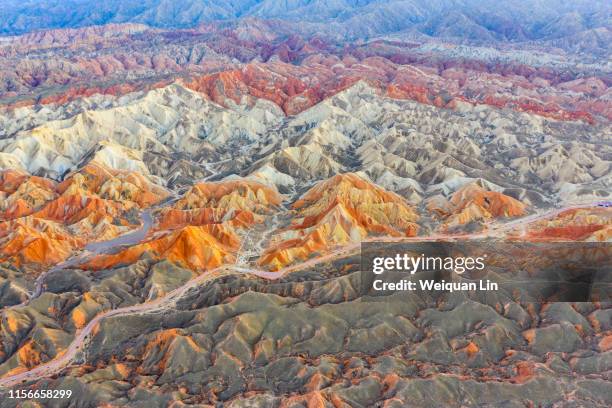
[{"xmin": 1, "ymin": 0, "xmax": 609, "ymax": 52}]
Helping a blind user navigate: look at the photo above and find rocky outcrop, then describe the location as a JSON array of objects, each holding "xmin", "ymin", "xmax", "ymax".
[
  {"xmin": 524, "ymin": 207, "xmax": 612, "ymax": 241},
  {"xmin": 428, "ymin": 181, "xmax": 527, "ymax": 230},
  {"xmin": 0, "ymin": 164, "xmax": 168, "ymax": 270},
  {"xmin": 259, "ymin": 173, "xmax": 419, "ymax": 270},
  {"xmin": 82, "ymin": 224, "xmax": 239, "ymax": 271}
]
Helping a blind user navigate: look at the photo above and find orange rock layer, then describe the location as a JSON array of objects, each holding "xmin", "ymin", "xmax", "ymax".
[
  {"xmin": 183, "ymin": 59, "xmax": 601, "ymax": 122},
  {"xmin": 157, "ymin": 207, "xmax": 258, "ymax": 231},
  {"xmin": 259, "ymin": 173, "xmax": 419, "ymax": 270},
  {"xmin": 429, "ymin": 182, "xmax": 526, "ymax": 229},
  {"xmin": 58, "ymin": 163, "xmax": 169, "ymax": 209},
  {"xmin": 176, "ymin": 180, "xmax": 281, "ymax": 213},
  {"xmin": 0, "ymin": 164, "xmax": 168, "ymax": 269},
  {"xmin": 449, "ymin": 184, "xmax": 526, "ymax": 219},
  {"xmin": 82, "ymin": 225, "xmax": 239, "ymax": 271},
  {"xmin": 525, "ymin": 208, "xmax": 611, "ymax": 241},
  {"xmin": 0, "ymin": 218, "xmax": 83, "ymax": 267},
  {"xmin": 82, "ymin": 180, "xmax": 282, "ymax": 271},
  {"xmin": 0, "ymin": 170, "xmax": 58, "ymax": 220}
]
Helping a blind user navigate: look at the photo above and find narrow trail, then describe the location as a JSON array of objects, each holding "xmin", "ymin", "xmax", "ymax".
[{"xmin": 0, "ymin": 203, "xmax": 599, "ymax": 388}]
